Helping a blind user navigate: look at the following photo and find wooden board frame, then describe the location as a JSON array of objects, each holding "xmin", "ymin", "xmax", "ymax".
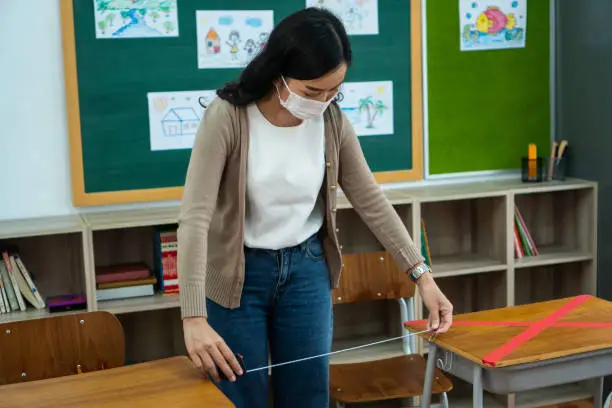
[{"xmin": 60, "ymin": 0, "xmax": 423, "ymax": 206}]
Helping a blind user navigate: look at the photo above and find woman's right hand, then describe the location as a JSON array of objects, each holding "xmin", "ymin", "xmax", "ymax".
[{"xmin": 183, "ymin": 317, "xmax": 244, "ymax": 382}]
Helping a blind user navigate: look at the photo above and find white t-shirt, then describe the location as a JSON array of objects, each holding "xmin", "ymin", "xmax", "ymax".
[{"xmin": 243, "ymin": 103, "xmax": 325, "ymax": 250}]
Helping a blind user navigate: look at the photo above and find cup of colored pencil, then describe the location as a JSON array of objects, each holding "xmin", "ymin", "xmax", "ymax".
[{"xmin": 546, "ymin": 140, "xmax": 568, "ymax": 181}]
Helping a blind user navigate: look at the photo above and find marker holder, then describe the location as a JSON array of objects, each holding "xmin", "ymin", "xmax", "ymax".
[
  {"xmin": 521, "ymin": 157, "xmax": 544, "ymax": 183},
  {"xmin": 546, "ymin": 156, "xmax": 567, "ymax": 181}
]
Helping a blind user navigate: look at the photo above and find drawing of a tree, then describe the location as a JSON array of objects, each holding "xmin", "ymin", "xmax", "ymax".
[
  {"xmin": 163, "ymin": 21, "xmax": 175, "ymax": 33},
  {"xmin": 150, "ymin": 11, "xmax": 160, "ymax": 22},
  {"xmin": 120, "ymin": 10, "xmax": 130, "ymax": 24},
  {"xmin": 98, "ymin": 20, "xmax": 108, "ymax": 34},
  {"xmin": 97, "ymin": 0, "xmax": 111, "ymax": 14},
  {"xmin": 358, "ymin": 96, "xmax": 388, "ymax": 128},
  {"xmin": 106, "ymin": 12, "xmax": 116, "ymax": 27},
  {"xmin": 160, "ymin": 1, "xmax": 173, "ymax": 17}
]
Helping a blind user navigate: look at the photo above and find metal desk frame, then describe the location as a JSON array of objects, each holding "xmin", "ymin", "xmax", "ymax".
[{"xmin": 421, "ymin": 342, "xmax": 609, "ymax": 408}]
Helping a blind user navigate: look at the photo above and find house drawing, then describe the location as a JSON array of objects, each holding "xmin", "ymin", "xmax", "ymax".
[
  {"xmin": 206, "ymin": 28, "xmax": 221, "ymax": 54},
  {"xmin": 161, "ymin": 108, "xmax": 200, "ymax": 137}
]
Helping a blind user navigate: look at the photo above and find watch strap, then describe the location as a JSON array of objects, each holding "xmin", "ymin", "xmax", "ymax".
[{"xmin": 409, "ymin": 262, "xmax": 431, "ymax": 282}]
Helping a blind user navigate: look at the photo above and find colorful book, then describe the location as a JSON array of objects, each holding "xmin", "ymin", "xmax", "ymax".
[
  {"xmin": 513, "ymin": 205, "xmax": 539, "ymax": 259},
  {"xmin": 153, "ymin": 227, "xmax": 179, "ymax": 295},
  {"xmin": 96, "ymin": 262, "xmax": 151, "ymax": 284},
  {"xmin": 96, "ymin": 284, "xmax": 155, "ymax": 301},
  {"xmin": 421, "ymin": 219, "xmax": 432, "ymax": 266}
]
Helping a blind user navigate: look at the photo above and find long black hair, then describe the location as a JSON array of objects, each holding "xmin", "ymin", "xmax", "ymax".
[{"xmin": 216, "ymin": 8, "xmax": 352, "ymax": 106}]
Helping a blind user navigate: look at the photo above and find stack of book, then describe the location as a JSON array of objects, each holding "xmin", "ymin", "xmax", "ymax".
[
  {"xmin": 0, "ymin": 249, "xmax": 45, "ymax": 314},
  {"xmin": 154, "ymin": 226, "xmax": 179, "ymax": 295},
  {"xmin": 96, "ymin": 262, "xmax": 157, "ymax": 301},
  {"xmin": 513, "ymin": 205, "xmax": 539, "ymax": 260}
]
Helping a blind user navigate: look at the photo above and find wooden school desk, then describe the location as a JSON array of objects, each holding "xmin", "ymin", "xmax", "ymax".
[
  {"xmin": 405, "ymin": 295, "xmax": 612, "ymax": 408},
  {"xmin": 0, "ymin": 356, "xmax": 234, "ymax": 407}
]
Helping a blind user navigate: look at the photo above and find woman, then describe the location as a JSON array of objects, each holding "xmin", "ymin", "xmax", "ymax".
[{"xmin": 178, "ymin": 7, "xmax": 453, "ymax": 408}]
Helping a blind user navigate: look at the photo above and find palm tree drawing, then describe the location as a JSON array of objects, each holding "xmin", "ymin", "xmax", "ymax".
[{"xmin": 358, "ymin": 96, "xmax": 388, "ymax": 128}]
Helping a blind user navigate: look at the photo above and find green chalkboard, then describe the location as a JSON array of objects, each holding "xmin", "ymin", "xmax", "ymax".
[
  {"xmin": 427, "ymin": 0, "xmax": 550, "ymax": 175},
  {"xmin": 62, "ymin": 0, "xmax": 422, "ymax": 206}
]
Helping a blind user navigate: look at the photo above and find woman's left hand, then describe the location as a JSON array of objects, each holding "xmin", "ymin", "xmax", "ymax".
[{"xmin": 416, "ymin": 273, "xmax": 453, "ymax": 334}]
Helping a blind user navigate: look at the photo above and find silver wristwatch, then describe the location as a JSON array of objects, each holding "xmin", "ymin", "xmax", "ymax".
[{"xmin": 409, "ymin": 262, "xmax": 431, "ymax": 282}]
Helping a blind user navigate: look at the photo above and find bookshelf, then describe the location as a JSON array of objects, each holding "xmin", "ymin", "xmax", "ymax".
[{"xmin": 0, "ymin": 178, "xmax": 597, "ymax": 408}]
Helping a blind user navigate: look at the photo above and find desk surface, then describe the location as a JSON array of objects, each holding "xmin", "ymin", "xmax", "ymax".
[
  {"xmin": 0, "ymin": 356, "xmax": 234, "ymax": 407},
  {"xmin": 405, "ymin": 295, "xmax": 612, "ymax": 368}
]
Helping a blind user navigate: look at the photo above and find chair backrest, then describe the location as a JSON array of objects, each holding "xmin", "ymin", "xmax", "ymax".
[
  {"xmin": 0, "ymin": 311, "xmax": 125, "ymax": 385},
  {"xmin": 332, "ymin": 251, "xmax": 416, "ymax": 305}
]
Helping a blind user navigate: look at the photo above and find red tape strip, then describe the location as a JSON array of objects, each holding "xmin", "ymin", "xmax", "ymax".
[
  {"xmin": 481, "ymin": 294, "xmax": 590, "ymax": 366},
  {"xmin": 404, "ymin": 295, "xmax": 607, "ymax": 367},
  {"xmin": 405, "ymin": 319, "xmax": 612, "ymax": 328}
]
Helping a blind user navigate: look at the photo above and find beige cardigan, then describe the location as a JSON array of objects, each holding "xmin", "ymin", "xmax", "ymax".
[{"xmin": 178, "ymin": 97, "xmax": 424, "ymax": 318}]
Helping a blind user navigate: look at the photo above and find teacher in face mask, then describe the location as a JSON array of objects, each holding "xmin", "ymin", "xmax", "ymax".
[{"xmin": 178, "ymin": 7, "xmax": 453, "ymax": 408}]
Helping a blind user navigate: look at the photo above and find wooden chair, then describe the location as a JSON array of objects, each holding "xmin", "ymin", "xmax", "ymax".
[
  {"xmin": 329, "ymin": 251, "xmax": 452, "ymax": 407},
  {"xmin": 0, "ymin": 311, "xmax": 125, "ymax": 385}
]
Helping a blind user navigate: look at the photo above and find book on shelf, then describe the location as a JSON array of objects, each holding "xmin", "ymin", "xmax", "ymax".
[
  {"xmin": 421, "ymin": 219, "xmax": 432, "ymax": 266},
  {"xmin": 513, "ymin": 205, "xmax": 539, "ymax": 260},
  {"xmin": 153, "ymin": 226, "xmax": 179, "ymax": 295},
  {"xmin": 0, "ymin": 249, "xmax": 46, "ymax": 314},
  {"xmin": 95, "ymin": 262, "xmax": 157, "ymax": 301}
]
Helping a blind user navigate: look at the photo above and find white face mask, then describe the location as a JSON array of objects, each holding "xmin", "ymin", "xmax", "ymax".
[{"xmin": 276, "ymin": 76, "xmax": 335, "ymax": 120}]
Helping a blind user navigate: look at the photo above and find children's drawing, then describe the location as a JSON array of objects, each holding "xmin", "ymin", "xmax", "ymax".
[
  {"xmin": 306, "ymin": 0, "xmax": 378, "ymax": 35},
  {"xmin": 338, "ymin": 81, "xmax": 393, "ymax": 137},
  {"xmin": 459, "ymin": 0, "xmax": 527, "ymax": 51},
  {"xmin": 93, "ymin": 0, "xmax": 179, "ymax": 39},
  {"xmin": 147, "ymin": 90, "xmax": 216, "ymax": 151},
  {"xmin": 196, "ymin": 11, "xmax": 274, "ymax": 69}
]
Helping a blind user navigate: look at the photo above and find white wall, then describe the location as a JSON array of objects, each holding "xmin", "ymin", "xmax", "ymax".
[
  {"xmin": 0, "ymin": 0, "xmax": 181, "ymax": 221},
  {"xmin": 1, "ymin": 0, "xmax": 75, "ymax": 220}
]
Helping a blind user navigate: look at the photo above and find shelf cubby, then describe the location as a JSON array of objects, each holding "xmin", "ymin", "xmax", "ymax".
[
  {"xmin": 515, "ymin": 261, "xmax": 593, "ymax": 306},
  {"xmin": 513, "ymin": 187, "xmax": 595, "ymax": 269},
  {"xmin": 0, "ymin": 215, "xmax": 87, "ymax": 323},
  {"xmin": 335, "ymin": 202, "xmax": 412, "ymax": 255},
  {"xmin": 81, "ymin": 207, "xmax": 179, "ymax": 313},
  {"xmin": 420, "ymin": 195, "xmax": 507, "ymax": 277}
]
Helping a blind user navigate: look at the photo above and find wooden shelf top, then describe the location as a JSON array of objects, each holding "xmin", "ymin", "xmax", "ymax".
[
  {"xmin": 398, "ymin": 177, "xmax": 595, "ymax": 203},
  {"xmin": 405, "ymin": 295, "xmax": 612, "ymax": 368},
  {"xmin": 0, "ymin": 215, "xmax": 84, "ymax": 239},
  {"xmin": 431, "ymin": 254, "xmax": 506, "ymax": 277},
  {"xmin": 81, "ymin": 206, "xmax": 180, "ymax": 230},
  {"xmin": 515, "ymin": 246, "xmax": 593, "ymax": 269},
  {"xmin": 0, "ymin": 308, "xmax": 82, "ymax": 325},
  {"xmin": 0, "ymin": 356, "xmax": 233, "ymax": 407},
  {"xmin": 0, "ymin": 178, "xmax": 596, "ymax": 240}
]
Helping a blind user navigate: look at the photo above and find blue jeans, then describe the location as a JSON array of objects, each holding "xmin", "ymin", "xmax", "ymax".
[{"xmin": 206, "ymin": 233, "xmax": 333, "ymax": 408}]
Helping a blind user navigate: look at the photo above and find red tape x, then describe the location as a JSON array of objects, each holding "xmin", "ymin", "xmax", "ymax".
[{"xmin": 405, "ymin": 295, "xmax": 611, "ymax": 366}]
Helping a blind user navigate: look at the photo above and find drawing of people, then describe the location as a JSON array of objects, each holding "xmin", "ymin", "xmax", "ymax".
[
  {"xmin": 226, "ymin": 30, "xmax": 241, "ymax": 60},
  {"xmin": 343, "ymin": 0, "xmax": 364, "ymax": 30},
  {"xmin": 258, "ymin": 32, "xmax": 269, "ymax": 51},
  {"xmin": 244, "ymin": 39, "xmax": 257, "ymax": 59}
]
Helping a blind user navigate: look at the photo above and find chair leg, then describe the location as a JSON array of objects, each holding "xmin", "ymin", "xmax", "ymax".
[
  {"xmin": 421, "ymin": 343, "xmax": 438, "ymax": 408},
  {"xmin": 440, "ymin": 391, "xmax": 450, "ymax": 408},
  {"xmin": 334, "ymin": 401, "xmax": 345, "ymax": 408},
  {"xmin": 397, "ymin": 298, "xmax": 413, "ymax": 355}
]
